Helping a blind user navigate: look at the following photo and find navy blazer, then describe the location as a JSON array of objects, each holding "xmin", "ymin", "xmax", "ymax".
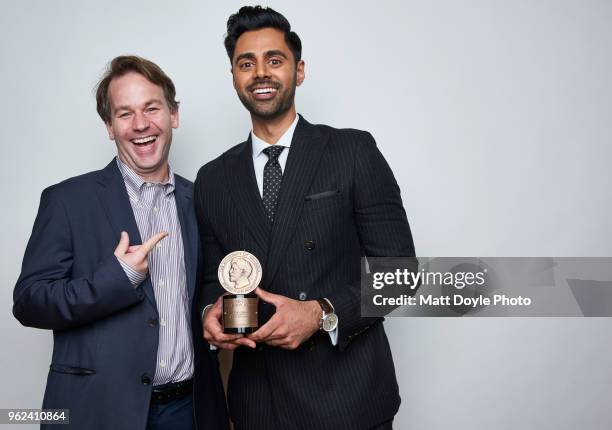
[
  {"xmin": 194, "ymin": 116, "xmax": 415, "ymax": 430},
  {"xmin": 14, "ymin": 160, "xmax": 228, "ymax": 430}
]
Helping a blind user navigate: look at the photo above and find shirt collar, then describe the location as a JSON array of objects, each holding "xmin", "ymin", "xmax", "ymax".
[
  {"xmin": 251, "ymin": 113, "xmax": 299, "ymax": 158},
  {"xmin": 115, "ymin": 156, "xmax": 175, "ymax": 199}
]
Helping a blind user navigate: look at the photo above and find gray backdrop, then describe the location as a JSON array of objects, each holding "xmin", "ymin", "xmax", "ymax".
[{"xmin": 2, "ymin": 1, "xmax": 611, "ymax": 429}]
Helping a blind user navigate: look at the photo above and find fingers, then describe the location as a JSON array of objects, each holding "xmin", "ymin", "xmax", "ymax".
[
  {"xmin": 248, "ymin": 314, "xmax": 282, "ymax": 343},
  {"xmin": 140, "ymin": 231, "xmax": 168, "ymax": 255},
  {"xmin": 206, "ymin": 330, "xmax": 256, "ymax": 350},
  {"xmin": 114, "ymin": 231, "xmax": 130, "ymax": 256},
  {"xmin": 253, "ymin": 287, "xmax": 284, "ymax": 306},
  {"xmin": 265, "ymin": 338, "xmax": 298, "ymax": 349},
  {"xmin": 203, "ymin": 304, "xmax": 255, "ymax": 349},
  {"xmin": 234, "ymin": 337, "xmax": 257, "ymax": 349}
]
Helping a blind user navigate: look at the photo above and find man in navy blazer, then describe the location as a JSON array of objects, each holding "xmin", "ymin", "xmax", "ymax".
[{"xmin": 14, "ymin": 56, "xmax": 228, "ymax": 430}]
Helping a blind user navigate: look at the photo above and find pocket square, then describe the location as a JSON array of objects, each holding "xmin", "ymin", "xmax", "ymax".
[{"xmin": 304, "ymin": 190, "xmax": 341, "ymax": 201}]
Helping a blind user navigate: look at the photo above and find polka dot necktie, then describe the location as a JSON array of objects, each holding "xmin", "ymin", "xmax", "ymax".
[{"xmin": 262, "ymin": 145, "xmax": 285, "ymax": 222}]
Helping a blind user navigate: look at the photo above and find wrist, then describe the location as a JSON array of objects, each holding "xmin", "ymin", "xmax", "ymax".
[
  {"xmin": 307, "ymin": 300, "xmax": 321, "ymax": 331},
  {"xmin": 315, "ymin": 298, "xmax": 338, "ymax": 332}
]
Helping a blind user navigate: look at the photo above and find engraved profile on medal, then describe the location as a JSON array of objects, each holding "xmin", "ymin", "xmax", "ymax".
[
  {"xmin": 218, "ymin": 251, "xmax": 262, "ymax": 294},
  {"xmin": 229, "ymin": 257, "xmax": 252, "ymax": 290}
]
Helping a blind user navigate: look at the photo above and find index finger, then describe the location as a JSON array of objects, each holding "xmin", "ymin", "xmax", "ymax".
[
  {"xmin": 139, "ymin": 231, "xmax": 168, "ymax": 255},
  {"xmin": 248, "ymin": 314, "xmax": 281, "ymax": 343}
]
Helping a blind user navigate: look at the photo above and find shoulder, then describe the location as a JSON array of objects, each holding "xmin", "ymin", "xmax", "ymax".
[
  {"xmin": 41, "ymin": 168, "xmax": 104, "ymax": 200},
  {"xmin": 306, "ymin": 120, "xmax": 376, "ymax": 151},
  {"xmin": 34, "ymin": 168, "xmax": 106, "ymax": 216},
  {"xmin": 195, "ymin": 141, "xmax": 247, "ymax": 182},
  {"xmin": 173, "ymin": 173, "xmax": 193, "ymax": 190}
]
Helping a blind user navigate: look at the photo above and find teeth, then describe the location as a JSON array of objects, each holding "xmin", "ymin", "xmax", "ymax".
[
  {"xmin": 253, "ymin": 87, "xmax": 277, "ymax": 94},
  {"xmin": 132, "ymin": 136, "xmax": 156, "ymax": 144}
]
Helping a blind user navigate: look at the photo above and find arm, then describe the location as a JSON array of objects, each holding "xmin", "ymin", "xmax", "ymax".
[
  {"xmin": 194, "ymin": 169, "xmax": 227, "ymax": 314},
  {"xmin": 13, "ymin": 187, "xmax": 152, "ymax": 331},
  {"xmin": 325, "ymin": 132, "xmax": 416, "ymax": 351},
  {"xmin": 194, "ymin": 168, "xmax": 255, "ymax": 350}
]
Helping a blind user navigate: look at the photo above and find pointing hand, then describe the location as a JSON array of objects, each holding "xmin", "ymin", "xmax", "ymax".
[{"xmin": 114, "ymin": 231, "xmax": 167, "ymax": 273}]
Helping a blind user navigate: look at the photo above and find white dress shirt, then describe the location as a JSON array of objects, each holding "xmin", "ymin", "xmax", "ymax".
[{"xmin": 251, "ymin": 114, "xmax": 298, "ymax": 195}]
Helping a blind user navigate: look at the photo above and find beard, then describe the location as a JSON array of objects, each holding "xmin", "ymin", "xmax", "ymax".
[{"xmin": 237, "ymin": 74, "xmax": 297, "ymax": 120}]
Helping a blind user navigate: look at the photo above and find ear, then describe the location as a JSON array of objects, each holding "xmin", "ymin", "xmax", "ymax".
[
  {"xmin": 171, "ymin": 105, "xmax": 179, "ymax": 129},
  {"xmin": 296, "ymin": 60, "xmax": 305, "ymax": 87},
  {"xmin": 105, "ymin": 121, "xmax": 115, "ymax": 140}
]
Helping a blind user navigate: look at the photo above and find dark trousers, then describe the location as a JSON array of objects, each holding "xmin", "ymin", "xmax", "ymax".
[{"xmin": 146, "ymin": 393, "xmax": 195, "ymax": 430}]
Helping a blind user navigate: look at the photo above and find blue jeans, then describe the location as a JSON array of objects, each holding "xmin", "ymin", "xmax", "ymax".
[{"xmin": 146, "ymin": 393, "xmax": 195, "ymax": 430}]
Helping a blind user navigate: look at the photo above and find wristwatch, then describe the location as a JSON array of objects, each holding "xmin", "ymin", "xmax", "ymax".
[{"xmin": 316, "ymin": 298, "xmax": 338, "ymax": 332}]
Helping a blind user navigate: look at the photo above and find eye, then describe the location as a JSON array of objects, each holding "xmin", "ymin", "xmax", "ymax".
[
  {"xmin": 239, "ymin": 61, "xmax": 253, "ymax": 70},
  {"xmin": 146, "ymin": 107, "xmax": 159, "ymax": 113},
  {"xmin": 269, "ymin": 58, "xmax": 282, "ymax": 66},
  {"xmin": 118, "ymin": 112, "xmax": 131, "ymax": 119}
]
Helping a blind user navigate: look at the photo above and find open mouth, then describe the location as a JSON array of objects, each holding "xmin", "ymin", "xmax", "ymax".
[
  {"xmin": 131, "ymin": 135, "xmax": 157, "ymax": 146},
  {"xmin": 251, "ymin": 87, "xmax": 278, "ymax": 100}
]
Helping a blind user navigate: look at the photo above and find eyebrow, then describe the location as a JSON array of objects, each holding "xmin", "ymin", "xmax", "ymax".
[{"xmin": 234, "ymin": 50, "xmax": 289, "ymax": 64}]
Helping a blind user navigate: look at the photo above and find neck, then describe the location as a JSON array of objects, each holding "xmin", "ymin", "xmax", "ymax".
[
  {"xmin": 251, "ymin": 107, "xmax": 297, "ymax": 144},
  {"xmin": 118, "ymin": 154, "xmax": 169, "ymax": 183},
  {"xmin": 139, "ymin": 167, "xmax": 169, "ymax": 183}
]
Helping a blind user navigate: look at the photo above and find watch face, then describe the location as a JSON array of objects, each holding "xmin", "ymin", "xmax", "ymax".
[{"xmin": 322, "ymin": 313, "xmax": 338, "ymax": 332}]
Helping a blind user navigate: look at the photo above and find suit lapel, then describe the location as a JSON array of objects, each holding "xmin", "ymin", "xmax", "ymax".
[
  {"xmin": 95, "ymin": 159, "xmax": 157, "ymax": 310},
  {"xmin": 174, "ymin": 178, "xmax": 197, "ymax": 305},
  {"xmin": 224, "ymin": 137, "xmax": 271, "ymax": 251},
  {"xmin": 264, "ymin": 116, "xmax": 328, "ymax": 288}
]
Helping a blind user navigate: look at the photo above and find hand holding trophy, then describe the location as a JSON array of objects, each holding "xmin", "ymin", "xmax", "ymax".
[{"xmin": 218, "ymin": 251, "xmax": 262, "ymax": 334}]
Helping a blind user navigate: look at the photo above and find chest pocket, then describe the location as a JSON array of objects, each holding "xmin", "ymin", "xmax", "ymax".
[{"xmin": 304, "ymin": 190, "xmax": 342, "ymax": 211}]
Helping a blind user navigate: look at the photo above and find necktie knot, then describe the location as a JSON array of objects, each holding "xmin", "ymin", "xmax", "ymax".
[{"xmin": 263, "ymin": 145, "xmax": 284, "ymax": 162}]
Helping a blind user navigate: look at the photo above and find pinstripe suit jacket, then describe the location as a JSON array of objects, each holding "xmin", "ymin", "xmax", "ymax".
[{"xmin": 194, "ymin": 116, "xmax": 415, "ymax": 430}]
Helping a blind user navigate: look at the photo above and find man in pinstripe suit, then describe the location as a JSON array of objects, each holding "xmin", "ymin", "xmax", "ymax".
[
  {"xmin": 14, "ymin": 56, "xmax": 228, "ymax": 430},
  {"xmin": 195, "ymin": 7, "xmax": 415, "ymax": 430}
]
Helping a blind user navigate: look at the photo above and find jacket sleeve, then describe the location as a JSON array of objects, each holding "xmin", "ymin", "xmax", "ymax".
[
  {"xmin": 325, "ymin": 132, "xmax": 417, "ymax": 351},
  {"xmin": 194, "ymin": 168, "xmax": 226, "ymax": 316},
  {"xmin": 13, "ymin": 187, "xmax": 146, "ymax": 331}
]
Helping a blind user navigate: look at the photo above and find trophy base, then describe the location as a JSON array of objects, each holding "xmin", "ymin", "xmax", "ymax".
[{"xmin": 222, "ymin": 293, "xmax": 259, "ymax": 334}]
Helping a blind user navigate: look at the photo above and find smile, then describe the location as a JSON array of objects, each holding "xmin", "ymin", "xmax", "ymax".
[
  {"xmin": 252, "ymin": 87, "xmax": 278, "ymax": 95},
  {"xmin": 131, "ymin": 135, "xmax": 157, "ymax": 146}
]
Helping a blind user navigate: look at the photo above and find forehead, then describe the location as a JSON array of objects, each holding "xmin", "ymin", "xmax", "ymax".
[
  {"xmin": 107, "ymin": 72, "xmax": 165, "ymax": 107},
  {"xmin": 234, "ymin": 28, "xmax": 293, "ymax": 60}
]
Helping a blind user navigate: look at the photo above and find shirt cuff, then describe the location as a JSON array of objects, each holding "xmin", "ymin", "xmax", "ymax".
[
  {"xmin": 117, "ymin": 257, "xmax": 146, "ymax": 287},
  {"xmin": 328, "ymin": 327, "xmax": 338, "ymax": 346},
  {"xmin": 202, "ymin": 304, "xmax": 217, "ymax": 351},
  {"xmin": 202, "ymin": 304, "xmax": 214, "ymax": 320}
]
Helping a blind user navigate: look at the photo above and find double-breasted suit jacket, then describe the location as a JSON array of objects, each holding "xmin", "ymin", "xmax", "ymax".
[{"xmin": 194, "ymin": 116, "xmax": 415, "ymax": 430}]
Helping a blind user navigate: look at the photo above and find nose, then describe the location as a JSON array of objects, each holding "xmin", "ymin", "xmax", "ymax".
[
  {"xmin": 132, "ymin": 112, "xmax": 150, "ymax": 132},
  {"xmin": 255, "ymin": 61, "xmax": 270, "ymax": 79}
]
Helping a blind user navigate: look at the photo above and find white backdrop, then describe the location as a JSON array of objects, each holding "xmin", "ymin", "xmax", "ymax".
[{"xmin": 1, "ymin": 1, "xmax": 611, "ymax": 429}]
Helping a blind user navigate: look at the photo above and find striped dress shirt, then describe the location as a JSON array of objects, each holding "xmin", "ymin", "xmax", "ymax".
[{"xmin": 116, "ymin": 157, "xmax": 193, "ymax": 386}]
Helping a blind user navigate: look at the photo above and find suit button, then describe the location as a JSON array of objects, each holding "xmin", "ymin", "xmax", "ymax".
[
  {"xmin": 141, "ymin": 374, "xmax": 151, "ymax": 385},
  {"xmin": 298, "ymin": 292, "xmax": 307, "ymax": 301},
  {"xmin": 304, "ymin": 240, "xmax": 315, "ymax": 250},
  {"xmin": 147, "ymin": 318, "xmax": 158, "ymax": 327}
]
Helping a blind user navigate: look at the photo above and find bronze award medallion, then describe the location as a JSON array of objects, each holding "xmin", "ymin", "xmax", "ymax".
[{"xmin": 218, "ymin": 251, "xmax": 262, "ymax": 333}]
